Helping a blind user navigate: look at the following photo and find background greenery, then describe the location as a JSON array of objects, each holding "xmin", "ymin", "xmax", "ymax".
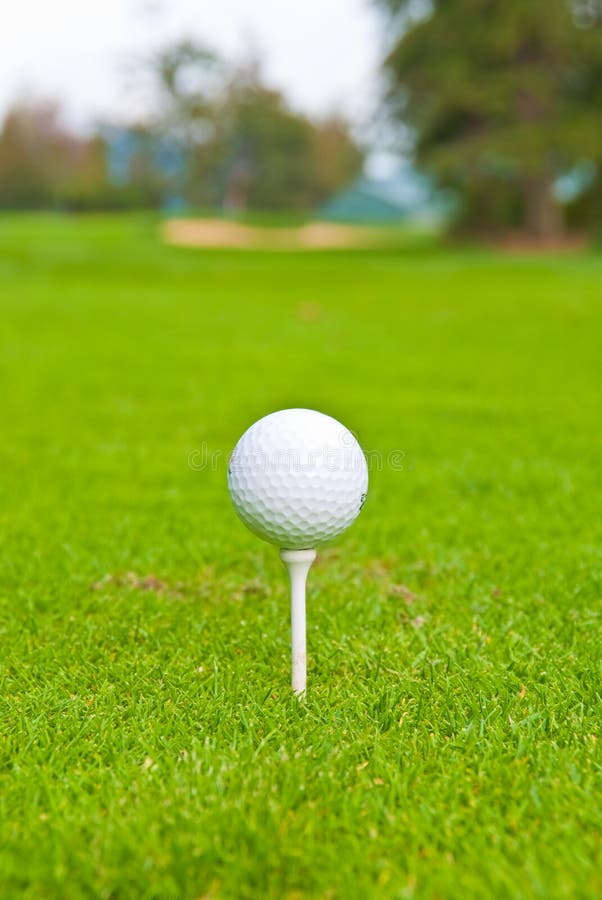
[
  {"xmin": 0, "ymin": 53, "xmax": 363, "ymax": 215},
  {"xmin": 4, "ymin": 1, "xmax": 602, "ymax": 233},
  {"xmin": 379, "ymin": 0, "xmax": 602, "ymax": 236},
  {"xmin": 0, "ymin": 215, "xmax": 600, "ymax": 897}
]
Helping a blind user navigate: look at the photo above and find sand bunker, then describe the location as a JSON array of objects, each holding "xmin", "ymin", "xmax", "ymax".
[{"xmin": 162, "ymin": 218, "xmax": 376, "ymax": 250}]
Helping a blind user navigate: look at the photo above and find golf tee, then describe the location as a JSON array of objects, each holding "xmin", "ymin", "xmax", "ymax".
[{"xmin": 280, "ymin": 548, "xmax": 316, "ymax": 695}]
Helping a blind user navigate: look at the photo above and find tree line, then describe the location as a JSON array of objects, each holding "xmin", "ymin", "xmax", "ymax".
[
  {"xmin": 1, "ymin": 2, "xmax": 601, "ymax": 235},
  {"xmin": 0, "ymin": 44, "xmax": 363, "ymax": 213}
]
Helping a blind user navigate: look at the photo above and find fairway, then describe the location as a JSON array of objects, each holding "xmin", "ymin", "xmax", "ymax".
[{"xmin": 0, "ymin": 215, "xmax": 600, "ymax": 898}]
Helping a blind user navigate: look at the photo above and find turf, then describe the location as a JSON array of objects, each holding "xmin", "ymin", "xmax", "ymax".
[{"xmin": 0, "ymin": 214, "xmax": 600, "ymax": 899}]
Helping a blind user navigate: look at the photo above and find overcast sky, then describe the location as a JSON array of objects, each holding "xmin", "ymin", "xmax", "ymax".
[{"xmin": 0, "ymin": 0, "xmax": 383, "ymax": 128}]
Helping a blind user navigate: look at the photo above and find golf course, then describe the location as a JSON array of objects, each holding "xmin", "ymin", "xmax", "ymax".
[{"xmin": 0, "ymin": 214, "xmax": 600, "ymax": 897}]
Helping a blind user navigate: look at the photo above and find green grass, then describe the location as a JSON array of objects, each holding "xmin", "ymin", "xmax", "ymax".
[{"xmin": 0, "ymin": 213, "xmax": 600, "ymax": 899}]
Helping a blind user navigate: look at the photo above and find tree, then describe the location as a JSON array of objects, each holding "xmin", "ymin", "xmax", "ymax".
[
  {"xmin": 309, "ymin": 116, "xmax": 365, "ymax": 206},
  {"xmin": 0, "ymin": 98, "xmax": 165, "ymax": 211},
  {"xmin": 0, "ymin": 99, "xmax": 108, "ymax": 209},
  {"xmin": 0, "ymin": 100, "xmax": 73, "ymax": 207},
  {"xmin": 213, "ymin": 70, "xmax": 316, "ymax": 211},
  {"xmin": 145, "ymin": 39, "xmax": 220, "ymax": 135},
  {"xmin": 378, "ymin": 0, "xmax": 602, "ymax": 237},
  {"xmin": 211, "ymin": 72, "xmax": 364, "ymax": 212},
  {"xmin": 131, "ymin": 42, "xmax": 365, "ymax": 211}
]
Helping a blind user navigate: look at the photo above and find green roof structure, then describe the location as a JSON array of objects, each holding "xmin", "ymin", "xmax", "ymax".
[{"xmin": 318, "ymin": 168, "xmax": 450, "ymax": 226}]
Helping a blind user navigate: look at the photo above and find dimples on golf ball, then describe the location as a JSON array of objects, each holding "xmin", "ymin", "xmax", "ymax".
[{"xmin": 228, "ymin": 409, "xmax": 368, "ymax": 549}]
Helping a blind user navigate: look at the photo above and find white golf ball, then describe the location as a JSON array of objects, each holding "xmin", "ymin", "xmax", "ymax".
[{"xmin": 228, "ymin": 408, "xmax": 368, "ymax": 549}]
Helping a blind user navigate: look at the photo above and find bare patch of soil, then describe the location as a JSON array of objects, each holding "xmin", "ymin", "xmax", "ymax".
[
  {"xmin": 91, "ymin": 572, "xmax": 169, "ymax": 593},
  {"xmin": 487, "ymin": 231, "xmax": 588, "ymax": 254}
]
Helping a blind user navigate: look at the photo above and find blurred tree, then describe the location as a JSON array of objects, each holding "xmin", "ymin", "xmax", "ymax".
[
  {"xmin": 212, "ymin": 70, "xmax": 317, "ymax": 211},
  {"xmin": 141, "ymin": 39, "xmax": 222, "ymax": 203},
  {"xmin": 310, "ymin": 116, "xmax": 365, "ymax": 206},
  {"xmin": 0, "ymin": 99, "xmax": 160, "ymax": 210},
  {"xmin": 147, "ymin": 39, "xmax": 220, "ymax": 135},
  {"xmin": 378, "ymin": 0, "xmax": 602, "ymax": 236},
  {"xmin": 212, "ymin": 71, "xmax": 364, "ymax": 212},
  {"xmin": 0, "ymin": 100, "xmax": 77, "ymax": 207},
  {"xmin": 146, "ymin": 51, "xmax": 364, "ymax": 211}
]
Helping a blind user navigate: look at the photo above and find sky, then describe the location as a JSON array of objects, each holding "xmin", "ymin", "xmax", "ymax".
[{"xmin": 0, "ymin": 0, "xmax": 383, "ymax": 129}]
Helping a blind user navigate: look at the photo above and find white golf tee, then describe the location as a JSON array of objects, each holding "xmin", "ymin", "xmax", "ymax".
[{"xmin": 280, "ymin": 548, "xmax": 316, "ymax": 695}]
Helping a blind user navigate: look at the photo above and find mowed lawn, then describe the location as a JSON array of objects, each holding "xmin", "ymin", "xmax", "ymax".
[{"xmin": 0, "ymin": 215, "xmax": 600, "ymax": 898}]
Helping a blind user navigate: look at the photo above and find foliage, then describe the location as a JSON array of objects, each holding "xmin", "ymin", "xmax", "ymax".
[
  {"xmin": 192, "ymin": 68, "xmax": 364, "ymax": 211},
  {"xmin": 0, "ymin": 103, "xmax": 160, "ymax": 211},
  {"xmin": 0, "ymin": 214, "xmax": 601, "ymax": 896},
  {"xmin": 148, "ymin": 49, "xmax": 364, "ymax": 212},
  {"xmin": 0, "ymin": 101, "xmax": 96, "ymax": 209},
  {"xmin": 0, "ymin": 42, "xmax": 363, "ymax": 213},
  {"xmin": 0, "ymin": 41, "xmax": 363, "ymax": 213},
  {"xmin": 145, "ymin": 39, "xmax": 221, "ymax": 149},
  {"xmin": 310, "ymin": 116, "xmax": 366, "ymax": 206},
  {"xmin": 378, "ymin": 0, "xmax": 602, "ymax": 235}
]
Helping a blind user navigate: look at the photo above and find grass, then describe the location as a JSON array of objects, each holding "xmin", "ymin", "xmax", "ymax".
[{"xmin": 0, "ymin": 213, "xmax": 600, "ymax": 898}]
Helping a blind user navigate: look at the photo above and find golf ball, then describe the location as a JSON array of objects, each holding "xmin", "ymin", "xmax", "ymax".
[{"xmin": 227, "ymin": 408, "xmax": 368, "ymax": 549}]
